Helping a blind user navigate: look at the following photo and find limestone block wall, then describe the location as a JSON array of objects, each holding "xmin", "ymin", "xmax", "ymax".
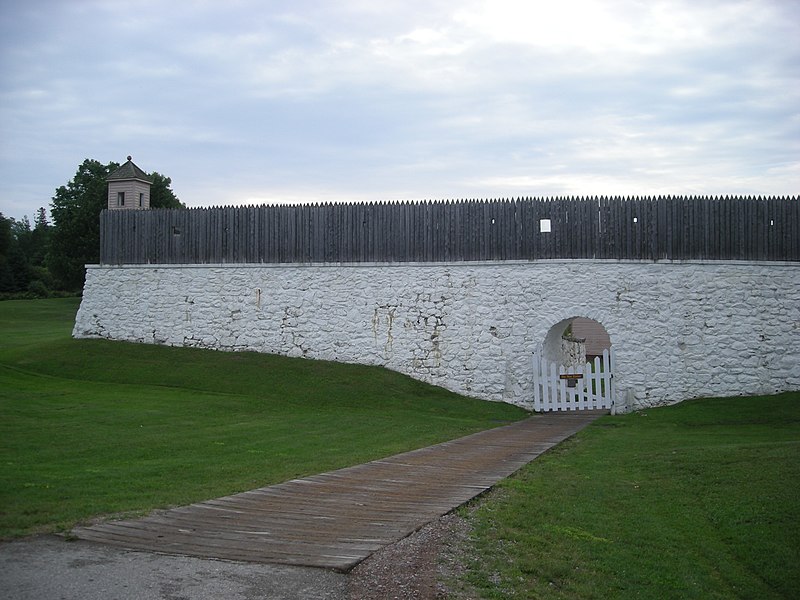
[{"xmin": 73, "ymin": 261, "xmax": 800, "ymax": 411}]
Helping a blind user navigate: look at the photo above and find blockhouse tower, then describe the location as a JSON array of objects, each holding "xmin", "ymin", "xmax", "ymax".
[{"xmin": 107, "ymin": 156, "xmax": 152, "ymax": 210}]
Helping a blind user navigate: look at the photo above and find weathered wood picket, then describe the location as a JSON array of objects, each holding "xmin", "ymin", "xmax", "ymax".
[{"xmin": 532, "ymin": 348, "xmax": 615, "ymax": 412}]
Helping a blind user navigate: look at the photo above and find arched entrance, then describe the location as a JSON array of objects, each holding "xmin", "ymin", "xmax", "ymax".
[{"xmin": 534, "ymin": 317, "xmax": 615, "ymax": 412}]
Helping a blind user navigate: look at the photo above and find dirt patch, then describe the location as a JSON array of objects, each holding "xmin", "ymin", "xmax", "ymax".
[{"xmin": 347, "ymin": 512, "xmax": 479, "ymax": 600}]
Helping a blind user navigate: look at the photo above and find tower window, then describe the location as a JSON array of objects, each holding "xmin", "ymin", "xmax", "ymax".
[
  {"xmin": 117, "ymin": 191, "xmax": 125, "ymax": 207},
  {"xmin": 139, "ymin": 192, "xmax": 144, "ymax": 207}
]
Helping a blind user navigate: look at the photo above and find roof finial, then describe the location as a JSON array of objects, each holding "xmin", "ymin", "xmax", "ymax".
[{"xmin": 127, "ymin": 155, "xmax": 132, "ymax": 161}]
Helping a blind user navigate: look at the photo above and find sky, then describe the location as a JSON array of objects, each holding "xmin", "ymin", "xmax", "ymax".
[{"xmin": 1, "ymin": 0, "xmax": 798, "ymax": 221}]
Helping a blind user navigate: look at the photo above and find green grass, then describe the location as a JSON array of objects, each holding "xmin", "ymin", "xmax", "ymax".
[
  {"xmin": 458, "ymin": 393, "xmax": 800, "ymax": 599},
  {"xmin": 0, "ymin": 298, "xmax": 527, "ymax": 538},
  {"xmin": 7, "ymin": 299, "xmax": 797, "ymax": 599}
]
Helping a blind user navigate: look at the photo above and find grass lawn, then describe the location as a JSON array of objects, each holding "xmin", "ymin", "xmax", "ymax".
[
  {"xmin": 458, "ymin": 392, "xmax": 800, "ymax": 599},
  {"xmin": 0, "ymin": 298, "xmax": 527, "ymax": 538},
  {"xmin": 4, "ymin": 299, "xmax": 798, "ymax": 599}
]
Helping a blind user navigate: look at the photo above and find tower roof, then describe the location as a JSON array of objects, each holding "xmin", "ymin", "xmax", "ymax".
[{"xmin": 107, "ymin": 156, "xmax": 153, "ymax": 183}]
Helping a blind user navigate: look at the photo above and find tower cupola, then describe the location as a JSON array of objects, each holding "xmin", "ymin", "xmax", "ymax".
[{"xmin": 107, "ymin": 156, "xmax": 152, "ymax": 210}]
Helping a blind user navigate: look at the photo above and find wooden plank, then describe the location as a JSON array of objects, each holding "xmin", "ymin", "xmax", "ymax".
[
  {"xmin": 719, "ymin": 195, "xmax": 728, "ymax": 260},
  {"xmin": 555, "ymin": 365, "xmax": 567, "ymax": 410},
  {"xmin": 263, "ymin": 205, "xmax": 271, "ymax": 263},
  {"xmin": 767, "ymin": 196, "xmax": 776, "ymax": 260},
  {"xmin": 734, "ymin": 197, "xmax": 748, "ymax": 260},
  {"xmin": 705, "ymin": 196, "xmax": 714, "ymax": 260},
  {"xmin": 202, "ymin": 207, "xmax": 211, "ymax": 263},
  {"xmin": 613, "ymin": 196, "xmax": 623, "ymax": 259},
  {"xmin": 550, "ymin": 198, "xmax": 560, "ymax": 259},
  {"xmin": 74, "ymin": 413, "xmax": 605, "ymax": 572},
  {"xmin": 788, "ymin": 196, "xmax": 798, "ymax": 260},
  {"xmin": 99, "ymin": 211, "xmax": 108, "ymax": 264},
  {"xmin": 648, "ymin": 196, "xmax": 658, "ymax": 261},
  {"xmin": 684, "ymin": 195, "xmax": 693, "ymax": 260},
  {"xmin": 742, "ymin": 196, "xmax": 751, "ymax": 259},
  {"xmin": 596, "ymin": 196, "xmax": 606, "ymax": 258},
  {"xmin": 581, "ymin": 359, "xmax": 591, "ymax": 410},
  {"xmin": 580, "ymin": 197, "xmax": 591, "ymax": 259},
  {"xmin": 756, "ymin": 196, "xmax": 767, "ymax": 260},
  {"xmin": 592, "ymin": 355, "xmax": 603, "ymax": 409},
  {"xmin": 789, "ymin": 197, "xmax": 797, "ymax": 260}
]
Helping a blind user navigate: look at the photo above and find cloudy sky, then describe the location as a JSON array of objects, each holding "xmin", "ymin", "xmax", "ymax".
[{"xmin": 1, "ymin": 0, "xmax": 798, "ymax": 221}]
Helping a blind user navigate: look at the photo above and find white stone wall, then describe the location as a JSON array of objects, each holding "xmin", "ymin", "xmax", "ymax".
[{"xmin": 74, "ymin": 260, "xmax": 800, "ymax": 411}]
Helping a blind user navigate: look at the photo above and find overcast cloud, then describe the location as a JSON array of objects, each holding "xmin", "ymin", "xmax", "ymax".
[{"xmin": 1, "ymin": 0, "xmax": 798, "ymax": 220}]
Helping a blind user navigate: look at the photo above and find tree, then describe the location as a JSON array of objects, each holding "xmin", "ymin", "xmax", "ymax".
[
  {"xmin": 0, "ymin": 212, "xmax": 14, "ymax": 292},
  {"xmin": 7, "ymin": 216, "xmax": 33, "ymax": 291},
  {"xmin": 0, "ymin": 213, "xmax": 11, "ymax": 257},
  {"xmin": 48, "ymin": 159, "xmax": 183, "ymax": 291},
  {"xmin": 0, "ymin": 213, "xmax": 43, "ymax": 295},
  {"xmin": 34, "ymin": 207, "xmax": 49, "ymax": 229},
  {"xmin": 48, "ymin": 159, "xmax": 117, "ymax": 290},
  {"xmin": 30, "ymin": 207, "xmax": 52, "ymax": 269},
  {"xmin": 26, "ymin": 208, "xmax": 54, "ymax": 294},
  {"xmin": 150, "ymin": 172, "xmax": 183, "ymax": 209}
]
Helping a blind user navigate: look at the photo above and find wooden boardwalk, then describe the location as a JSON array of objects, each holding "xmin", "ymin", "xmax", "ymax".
[{"xmin": 73, "ymin": 411, "xmax": 605, "ymax": 572}]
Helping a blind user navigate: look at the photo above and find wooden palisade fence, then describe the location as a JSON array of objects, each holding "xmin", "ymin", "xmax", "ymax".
[{"xmin": 100, "ymin": 196, "xmax": 799, "ymax": 264}]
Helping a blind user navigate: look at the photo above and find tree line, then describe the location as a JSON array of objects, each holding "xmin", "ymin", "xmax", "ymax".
[{"xmin": 0, "ymin": 158, "xmax": 182, "ymax": 298}]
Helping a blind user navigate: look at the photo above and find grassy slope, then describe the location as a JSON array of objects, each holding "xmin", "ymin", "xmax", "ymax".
[
  {"xmin": 460, "ymin": 393, "xmax": 800, "ymax": 599},
  {"xmin": 0, "ymin": 298, "xmax": 527, "ymax": 538}
]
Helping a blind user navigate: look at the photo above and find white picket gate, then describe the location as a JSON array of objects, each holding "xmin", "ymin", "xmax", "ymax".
[{"xmin": 532, "ymin": 348, "xmax": 615, "ymax": 412}]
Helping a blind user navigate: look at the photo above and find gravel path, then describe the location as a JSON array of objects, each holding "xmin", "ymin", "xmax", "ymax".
[
  {"xmin": 1, "ymin": 513, "xmax": 473, "ymax": 600},
  {"xmin": 0, "ymin": 534, "xmax": 346, "ymax": 600},
  {"xmin": 347, "ymin": 512, "xmax": 473, "ymax": 599}
]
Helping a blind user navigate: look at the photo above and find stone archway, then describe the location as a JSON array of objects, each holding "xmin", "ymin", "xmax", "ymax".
[
  {"xmin": 534, "ymin": 316, "xmax": 615, "ymax": 412},
  {"xmin": 541, "ymin": 316, "xmax": 612, "ymax": 369}
]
